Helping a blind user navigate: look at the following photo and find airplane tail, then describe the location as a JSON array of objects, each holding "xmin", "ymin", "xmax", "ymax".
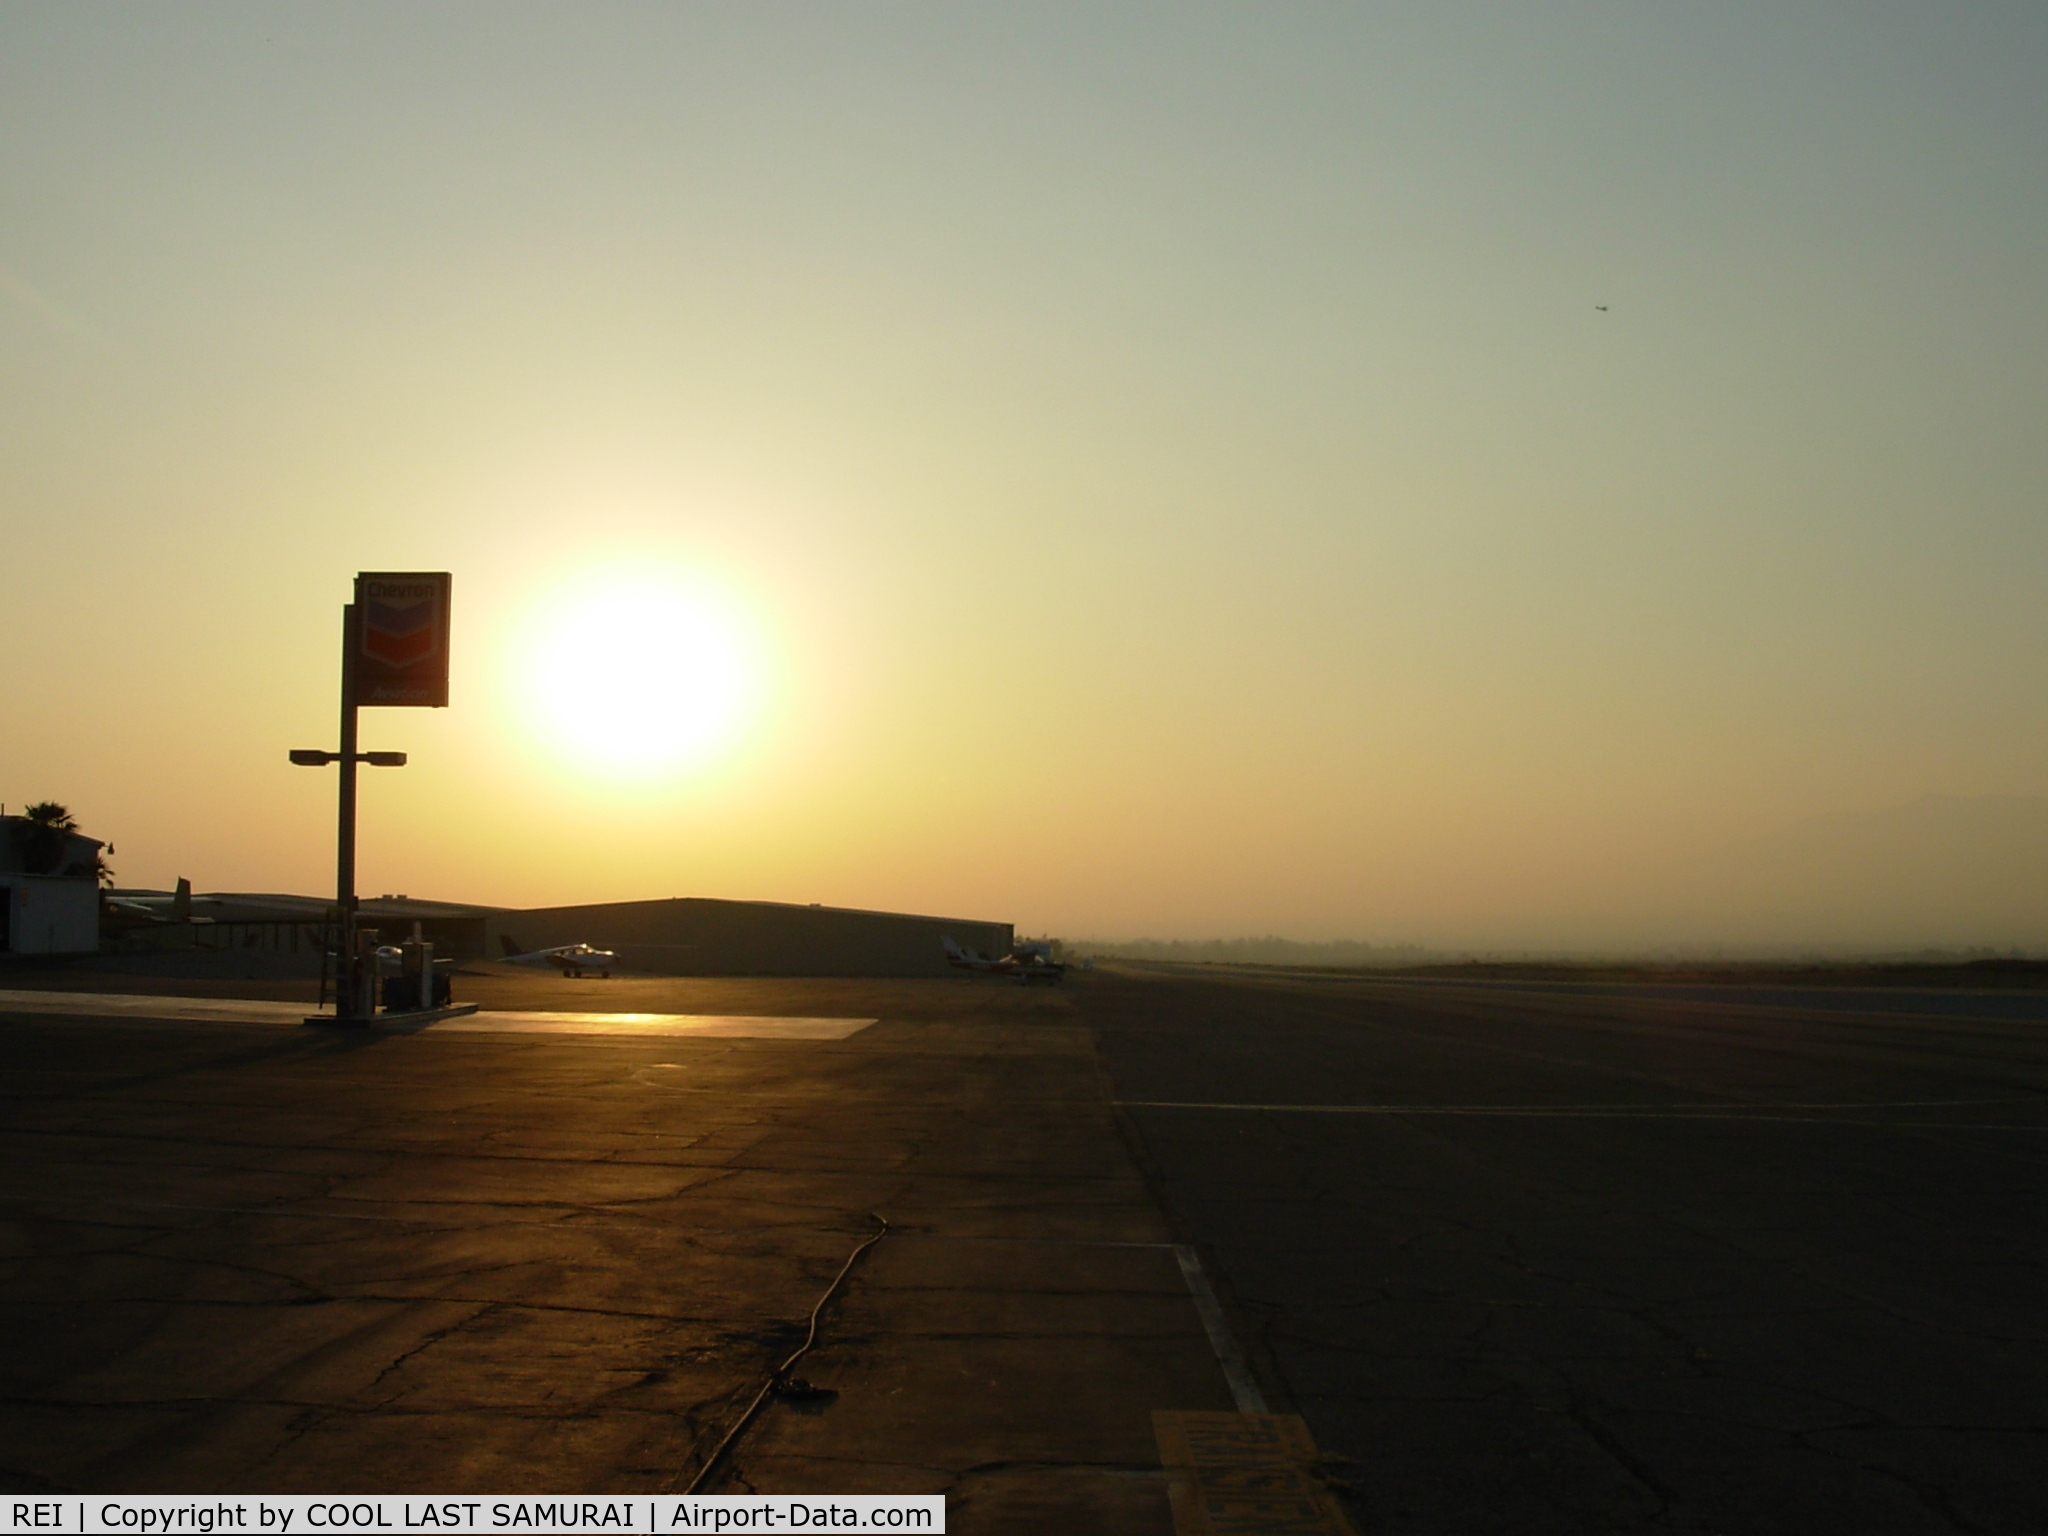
[
  {"xmin": 500, "ymin": 935, "xmax": 524, "ymax": 958},
  {"xmin": 171, "ymin": 877, "xmax": 190, "ymax": 922}
]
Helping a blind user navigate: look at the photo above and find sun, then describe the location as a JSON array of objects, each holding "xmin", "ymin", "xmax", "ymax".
[{"xmin": 517, "ymin": 568, "xmax": 760, "ymax": 778}]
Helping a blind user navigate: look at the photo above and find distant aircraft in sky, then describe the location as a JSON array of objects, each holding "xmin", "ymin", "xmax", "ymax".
[
  {"xmin": 943, "ymin": 935, "xmax": 1066, "ymax": 985},
  {"xmin": 499, "ymin": 937, "xmax": 618, "ymax": 978}
]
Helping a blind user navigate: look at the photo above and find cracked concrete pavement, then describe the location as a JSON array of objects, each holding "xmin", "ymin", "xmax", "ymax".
[
  {"xmin": 1089, "ymin": 965, "xmax": 2048, "ymax": 1535},
  {"xmin": 13, "ymin": 957, "xmax": 2037, "ymax": 1531},
  {"xmin": 0, "ymin": 969, "xmax": 1235, "ymax": 1529}
]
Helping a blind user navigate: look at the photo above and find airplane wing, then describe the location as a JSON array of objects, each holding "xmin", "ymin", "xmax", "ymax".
[{"xmin": 499, "ymin": 938, "xmax": 616, "ymax": 976}]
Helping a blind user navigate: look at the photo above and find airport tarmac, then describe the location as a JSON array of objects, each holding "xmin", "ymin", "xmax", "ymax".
[
  {"xmin": 0, "ymin": 969, "xmax": 1236, "ymax": 1530},
  {"xmin": 6, "ymin": 958, "xmax": 2044, "ymax": 1531},
  {"xmin": 1090, "ymin": 965, "xmax": 2048, "ymax": 1535}
]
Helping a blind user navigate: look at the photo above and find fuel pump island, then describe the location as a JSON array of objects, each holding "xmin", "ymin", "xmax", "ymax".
[{"xmin": 292, "ymin": 572, "xmax": 476, "ymax": 1026}]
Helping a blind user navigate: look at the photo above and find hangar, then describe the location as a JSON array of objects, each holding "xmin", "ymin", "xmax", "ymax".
[
  {"xmin": 488, "ymin": 896, "xmax": 1013, "ymax": 978},
  {"xmin": 100, "ymin": 883, "xmax": 1013, "ymax": 978},
  {"xmin": 105, "ymin": 891, "xmax": 500, "ymax": 960}
]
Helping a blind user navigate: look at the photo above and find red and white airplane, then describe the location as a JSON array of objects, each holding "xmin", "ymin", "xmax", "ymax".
[
  {"xmin": 499, "ymin": 937, "xmax": 618, "ymax": 978},
  {"xmin": 943, "ymin": 936, "xmax": 1067, "ymax": 985}
]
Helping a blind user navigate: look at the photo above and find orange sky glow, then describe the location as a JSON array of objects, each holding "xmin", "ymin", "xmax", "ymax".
[{"xmin": 4, "ymin": 5, "xmax": 2046, "ymax": 952}]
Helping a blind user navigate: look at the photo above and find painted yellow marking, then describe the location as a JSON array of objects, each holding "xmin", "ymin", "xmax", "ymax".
[{"xmin": 1154, "ymin": 1411, "xmax": 1357, "ymax": 1536}]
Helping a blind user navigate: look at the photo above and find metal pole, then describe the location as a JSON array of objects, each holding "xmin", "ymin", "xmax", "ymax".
[{"xmin": 336, "ymin": 602, "xmax": 361, "ymax": 1020}]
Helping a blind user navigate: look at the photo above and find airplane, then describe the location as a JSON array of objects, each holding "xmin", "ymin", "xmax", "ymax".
[
  {"xmin": 102, "ymin": 878, "xmax": 211, "ymax": 929},
  {"xmin": 942, "ymin": 935, "xmax": 1067, "ymax": 985},
  {"xmin": 499, "ymin": 936, "xmax": 619, "ymax": 978}
]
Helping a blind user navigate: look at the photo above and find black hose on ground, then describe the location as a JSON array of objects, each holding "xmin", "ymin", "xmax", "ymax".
[{"xmin": 673, "ymin": 1212, "xmax": 891, "ymax": 1495}]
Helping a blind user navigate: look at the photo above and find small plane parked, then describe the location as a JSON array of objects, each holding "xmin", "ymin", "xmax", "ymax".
[
  {"xmin": 104, "ymin": 877, "xmax": 192, "ymax": 921},
  {"xmin": 943, "ymin": 935, "xmax": 1067, "ymax": 985},
  {"xmin": 499, "ymin": 936, "xmax": 618, "ymax": 978},
  {"xmin": 102, "ymin": 878, "xmax": 209, "ymax": 929}
]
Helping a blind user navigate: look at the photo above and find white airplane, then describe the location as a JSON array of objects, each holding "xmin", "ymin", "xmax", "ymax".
[
  {"xmin": 499, "ymin": 937, "xmax": 618, "ymax": 978},
  {"xmin": 943, "ymin": 935, "xmax": 1066, "ymax": 985},
  {"xmin": 103, "ymin": 878, "xmax": 211, "ymax": 928}
]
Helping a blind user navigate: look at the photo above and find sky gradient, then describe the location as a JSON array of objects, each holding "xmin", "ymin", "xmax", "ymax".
[{"xmin": 4, "ymin": 3, "xmax": 2046, "ymax": 950}]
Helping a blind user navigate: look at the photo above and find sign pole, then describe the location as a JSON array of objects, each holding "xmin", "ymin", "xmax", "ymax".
[
  {"xmin": 294, "ymin": 572, "xmax": 449, "ymax": 1025},
  {"xmin": 336, "ymin": 601, "xmax": 362, "ymax": 1021}
]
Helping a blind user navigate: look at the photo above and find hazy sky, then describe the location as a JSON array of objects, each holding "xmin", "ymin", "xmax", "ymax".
[{"xmin": 4, "ymin": 4, "xmax": 2045, "ymax": 949}]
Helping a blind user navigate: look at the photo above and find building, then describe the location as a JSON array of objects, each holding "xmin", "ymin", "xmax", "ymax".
[
  {"xmin": 99, "ymin": 883, "xmax": 1012, "ymax": 978},
  {"xmin": 0, "ymin": 816, "xmax": 105, "ymax": 956},
  {"xmin": 106, "ymin": 890, "xmax": 499, "ymax": 960},
  {"xmin": 488, "ymin": 896, "xmax": 1014, "ymax": 977}
]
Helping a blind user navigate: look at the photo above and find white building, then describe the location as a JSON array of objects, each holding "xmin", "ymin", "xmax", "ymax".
[{"xmin": 0, "ymin": 816, "xmax": 105, "ymax": 956}]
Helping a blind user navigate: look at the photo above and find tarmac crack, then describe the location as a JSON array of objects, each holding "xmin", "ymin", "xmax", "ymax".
[
  {"xmin": 1558, "ymin": 1396, "xmax": 1676, "ymax": 1516},
  {"xmin": 359, "ymin": 1300, "xmax": 493, "ymax": 1408}
]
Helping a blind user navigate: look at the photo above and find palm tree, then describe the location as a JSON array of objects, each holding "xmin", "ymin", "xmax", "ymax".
[
  {"xmin": 20, "ymin": 802, "xmax": 74, "ymax": 876},
  {"xmin": 19, "ymin": 802, "xmax": 112, "ymax": 883}
]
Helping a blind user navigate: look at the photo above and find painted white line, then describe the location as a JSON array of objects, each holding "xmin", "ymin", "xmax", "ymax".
[
  {"xmin": 1173, "ymin": 1243, "xmax": 1268, "ymax": 1414},
  {"xmin": 896, "ymin": 1235, "xmax": 1178, "ymax": 1248},
  {"xmin": 889, "ymin": 1233, "xmax": 1273, "ymax": 1411},
  {"xmin": 1121, "ymin": 1098, "xmax": 2035, "ymax": 1118}
]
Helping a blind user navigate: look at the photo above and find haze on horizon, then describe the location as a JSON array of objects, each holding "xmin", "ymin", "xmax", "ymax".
[{"xmin": 4, "ymin": 4, "xmax": 2045, "ymax": 954}]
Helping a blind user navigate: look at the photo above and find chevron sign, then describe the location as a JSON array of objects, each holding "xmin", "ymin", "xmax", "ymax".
[{"xmin": 355, "ymin": 571, "xmax": 451, "ymax": 707}]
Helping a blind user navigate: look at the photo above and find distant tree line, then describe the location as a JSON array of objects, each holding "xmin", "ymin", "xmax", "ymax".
[
  {"xmin": 1061, "ymin": 936, "xmax": 1446, "ymax": 967},
  {"xmin": 1061, "ymin": 937, "xmax": 2048, "ymax": 969}
]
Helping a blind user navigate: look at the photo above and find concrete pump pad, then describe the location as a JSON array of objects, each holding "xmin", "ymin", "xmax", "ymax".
[
  {"xmin": 0, "ymin": 991, "xmax": 873, "ymax": 1039},
  {"xmin": 0, "ymin": 989, "xmax": 308, "ymax": 1025},
  {"xmin": 433, "ymin": 1011, "xmax": 876, "ymax": 1039}
]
